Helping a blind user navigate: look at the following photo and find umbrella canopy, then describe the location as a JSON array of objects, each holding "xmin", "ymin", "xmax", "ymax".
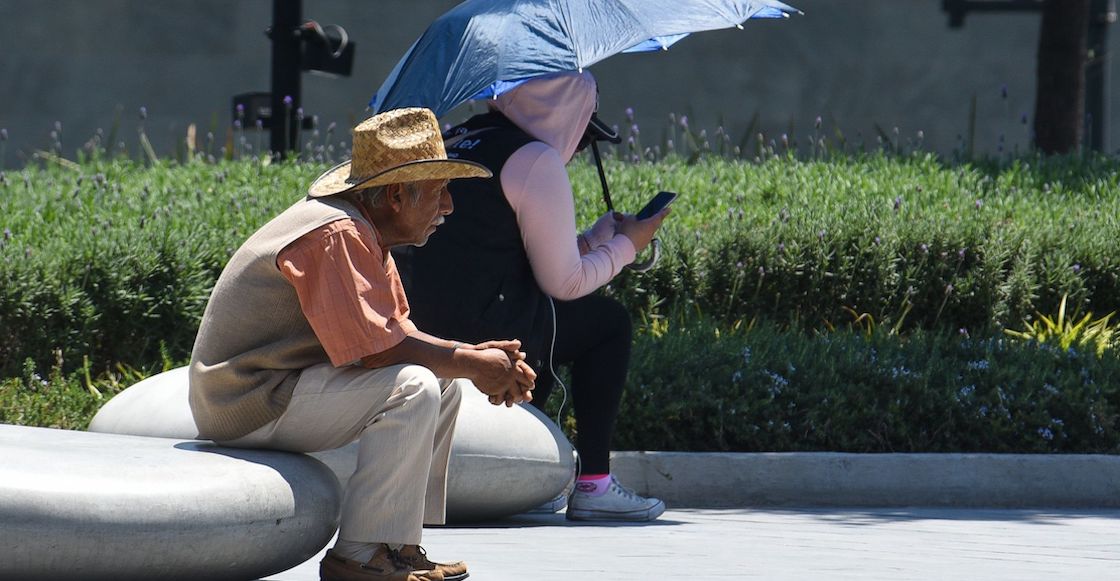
[{"xmin": 371, "ymin": 0, "xmax": 799, "ymax": 117}]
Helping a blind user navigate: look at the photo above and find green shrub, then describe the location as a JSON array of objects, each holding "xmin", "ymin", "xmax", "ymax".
[
  {"xmin": 0, "ymin": 358, "xmax": 130, "ymax": 430},
  {"xmin": 0, "ymin": 159, "xmax": 320, "ymax": 378},
  {"xmin": 598, "ymin": 318, "xmax": 1120, "ymax": 453},
  {"xmin": 10, "ymin": 315, "xmax": 1120, "ymax": 454},
  {"xmin": 3, "ymin": 153, "xmax": 1120, "ymax": 381},
  {"xmin": 571, "ymin": 154, "xmax": 1120, "ymax": 336}
]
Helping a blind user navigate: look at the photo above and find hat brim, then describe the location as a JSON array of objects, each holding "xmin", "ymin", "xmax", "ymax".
[{"xmin": 308, "ymin": 158, "xmax": 492, "ymax": 198}]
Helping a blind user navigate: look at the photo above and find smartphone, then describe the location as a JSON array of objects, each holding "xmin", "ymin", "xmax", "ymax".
[{"xmin": 636, "ymin": 191, "xmax": 678, "ymax": 220}]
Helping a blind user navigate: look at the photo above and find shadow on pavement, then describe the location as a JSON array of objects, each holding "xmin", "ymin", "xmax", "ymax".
[
  {"xmin": 433, "ymin": 513, "xmax": 687, "ymax": 529},
  {"xmin": 688, "ymin": 507, "xmax": 1120, "ymax": 526}
]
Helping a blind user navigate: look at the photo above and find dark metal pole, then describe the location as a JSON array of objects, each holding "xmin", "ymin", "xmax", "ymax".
[
  {"xmin": 270, "ymin": 0, "xmax": 302, "ymax": 156},
  {"xmin": 1086, "ymin": 0, "xmax": 1116, "ymax": 151}
]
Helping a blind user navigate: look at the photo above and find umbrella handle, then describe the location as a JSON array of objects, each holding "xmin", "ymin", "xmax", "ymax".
[
  {"xmin": 592, "ymin": 137, "xmax": 659, "ymax": 272},
  {"xmin": 625, "ymin": 238, "xmax": 661, "ymax": 273},
  {"xmin": 591, "ymin": 141, "xmax": 614, "ymax": 212}
]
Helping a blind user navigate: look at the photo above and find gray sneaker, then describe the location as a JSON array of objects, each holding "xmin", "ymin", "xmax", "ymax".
[{"xmin": 566, "ymin": 476, "xmax": 666, "ymax": 522}]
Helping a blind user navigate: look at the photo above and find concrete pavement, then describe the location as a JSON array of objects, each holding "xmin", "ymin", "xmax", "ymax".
[
  {"xmin": 268, "ymin": 508, "xmax": 1120, "ymax": 580},
  {"xmin": 267, "ymin": 451, "xmax": 1120, "ymax": 580}
]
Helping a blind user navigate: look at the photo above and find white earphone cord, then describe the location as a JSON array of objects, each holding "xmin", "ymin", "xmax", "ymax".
[{"xmin": 546, "ymin": 296, "xmax": 580, "ymax": 480}]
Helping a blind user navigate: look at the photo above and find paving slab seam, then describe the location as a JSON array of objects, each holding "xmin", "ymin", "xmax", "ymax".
[{"xmin": 610, "ymin": 451, "xmax": 1120, "ymax": 508}]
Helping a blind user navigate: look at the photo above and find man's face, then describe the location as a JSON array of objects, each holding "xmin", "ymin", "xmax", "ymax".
[{"xmin": 396, "ymin": 179, "xmax": 453, "ymax": 247}]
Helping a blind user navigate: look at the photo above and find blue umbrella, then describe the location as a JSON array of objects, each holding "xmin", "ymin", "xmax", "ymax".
[{"xmin": 371, "ymin": 0, "xmax": 799, "ymax": 116}]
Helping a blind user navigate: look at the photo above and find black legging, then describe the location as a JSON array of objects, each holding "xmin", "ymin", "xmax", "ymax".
[{"xmin": 531, "ymin": 294, "xmax": 631, "ymax": 475}]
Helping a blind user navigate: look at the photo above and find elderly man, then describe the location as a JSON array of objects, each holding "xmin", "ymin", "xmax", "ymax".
[{"xmin": 189, "ymin": 108, "xmax": 535, "ymax": 581}]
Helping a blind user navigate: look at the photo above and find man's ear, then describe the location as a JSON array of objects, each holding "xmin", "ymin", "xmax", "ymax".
[{"xmin": 385, "ymin": 183, "xmax": 405, "ymax": 213}]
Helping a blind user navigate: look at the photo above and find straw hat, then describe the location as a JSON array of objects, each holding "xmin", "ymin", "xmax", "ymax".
[{"xmin": 308, "ymin": 107, "xmax": 491, "ymax": 198}]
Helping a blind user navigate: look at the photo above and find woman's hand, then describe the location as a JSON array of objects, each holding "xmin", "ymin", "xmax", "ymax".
[{"xmin": 617, "ymin": 207, "xmax": 671, "ymax": 254}]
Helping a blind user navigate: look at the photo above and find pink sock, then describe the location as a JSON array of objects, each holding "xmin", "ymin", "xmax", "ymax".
[{"xmin": 575, "ymin": 473, "xmax": 611, "ymax": 497}]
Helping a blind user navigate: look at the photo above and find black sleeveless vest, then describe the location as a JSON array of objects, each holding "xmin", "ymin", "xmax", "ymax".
[{"xmin": 396, "ymin": 112, "xmax": 553, "ymax": 368}]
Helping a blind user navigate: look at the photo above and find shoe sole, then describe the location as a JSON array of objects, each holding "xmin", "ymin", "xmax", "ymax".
[{"xmin": 565, "ymin": 500, "xmax": 666, "ymax": 522}]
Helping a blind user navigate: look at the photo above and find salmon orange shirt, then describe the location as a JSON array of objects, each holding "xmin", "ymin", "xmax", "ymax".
[{"xmin": 277, "ymin": 214, "xmax": 417, "ymax": 367}]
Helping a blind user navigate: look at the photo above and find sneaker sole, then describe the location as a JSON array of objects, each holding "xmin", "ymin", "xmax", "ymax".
[{"xmin": 565, "ymin": 500, "xmax": 666, "ymax": 522}]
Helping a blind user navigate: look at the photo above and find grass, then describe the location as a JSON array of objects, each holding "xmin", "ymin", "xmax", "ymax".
[{"xmin": 3, "ymin": 146, "xmax": 1120, "ymax": 450}]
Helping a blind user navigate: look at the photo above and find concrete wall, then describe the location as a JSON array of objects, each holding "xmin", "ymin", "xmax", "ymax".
[{"xmin": 0, "ymin": 0, "xmax": 1115, "ymax": 168}]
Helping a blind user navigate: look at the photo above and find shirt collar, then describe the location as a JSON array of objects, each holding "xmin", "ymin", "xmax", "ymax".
[{"xmin": 352, "ymin": 196, "xmax": 389, "ymax": 265}]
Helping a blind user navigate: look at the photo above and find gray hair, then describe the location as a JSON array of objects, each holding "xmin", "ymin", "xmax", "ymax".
[{"xmin": 352, "ymin": 182, "xmax": 425, "ymax": 208}]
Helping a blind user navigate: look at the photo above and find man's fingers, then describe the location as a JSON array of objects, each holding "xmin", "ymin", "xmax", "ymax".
[
  {"xmin": 516, "ymin": 359, "xmax": 537, "ymax": 382},
  {"xmin": 480, "ymin": 339, "xmax": 522, "ymax": 351}
]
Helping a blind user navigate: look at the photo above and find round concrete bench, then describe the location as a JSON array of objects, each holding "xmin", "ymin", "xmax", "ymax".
[
  {"xmin": 0, "ymin": 424, "xmax": 340, "ymax": 581},
  {"xmin": 90, "ymin": 366, "xmax": 576, "ymax": 522}
]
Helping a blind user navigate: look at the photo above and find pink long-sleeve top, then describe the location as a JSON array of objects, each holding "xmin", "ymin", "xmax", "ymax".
[{"xmin": 490, "ymin": 71, "xmax": 637, "ymax": 300}]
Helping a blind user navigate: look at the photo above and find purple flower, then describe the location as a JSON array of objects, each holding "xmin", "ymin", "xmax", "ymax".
[
  {"xmin": 777, "ymin": 242, "xmax": 786, "ymax": 253},
  {"xmin": 255, "ymin": 119, "xmax": 263, "ymax": 129},
  {"xmin": 946, "ymin": 283, "xmax": 955, "ymax": 293},
  {"xmin": 630, "ymin": 124, "xmax": 640, "ymax": 136},
  {"xmin": 758, "ymin": 266, "xmax": 766, "ymax": 276},
  {"xmin": 296, "ymin": 107, "xmax": 304, "ymax": 120},
  {"xmin": 959, "ymin": 327, "xmax": 969, "ymax": 338},
  {"xmin": 679, "ymin": 115, "xmax": 689, "ymax": 129},
  {"xmin": 814, "ymin": 116, "xmax": 822, "ymax": 130},
  {"xmin": 139, "ymin": 107, "xmax": 147, "ymax": 120},
  {"xmin": 283, "ymin": 95, "xmax": 293, "ymax": 107},
  {"xmin": 920, "ymin": 243, "xmax": 929, "ymax": 254},
  {"xmin": 3, "ymin": 228, "xmax": 10, "ymax": 241},
  {"xmin": 893, "ymin": 196, "xmax": 903, "ymax": 211},
  {"xmin": 958, "ymin": 248, "xmax": 967, "ymax": 259},
  {"xmin": 818, "ymin": 230, "xmax": 826, "ymax": 241},
  {"xmin": 236, "ymin": 103, "xmax": 245, "ymax": 115},
  {"xmin": 0, "ymin": 128, "xmax": 7, "ymax": 141},
  {"xmin": 625, "ymin": 107, "xmax": 635, "ymax": 121},
  {"xmin": 233, "ymin": 120, "xmax": 242, "ymax": 130},
  {"xmin": 1073, "ymin": 263, "xmax": 1082, "ymax": 274},
  {"xmin": 873, "ymin": 236, "xmax": 881, "ymax": 245},
  {"xmin": 736, "ymin": 261, "xmax": 744, "ymax": 270},
  {"xmin": 975, "ymin": 199, "xmax": 983, "ymax": 210}
]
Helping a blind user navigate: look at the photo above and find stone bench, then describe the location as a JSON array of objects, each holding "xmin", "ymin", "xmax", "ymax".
[
  {"xmin": 89, "ymin": 366, "xmax": 576, "ymax": 522},
  {"xmin": 0, "ymin": 424, "xmax": 340, "ymax": 581}
]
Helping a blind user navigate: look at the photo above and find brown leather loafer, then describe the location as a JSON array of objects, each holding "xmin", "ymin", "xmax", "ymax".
[
  {"xmin": 396, "ymin": 545, "xmax": 468, "ymax": 581},
  {"xmin": 320, "ymin": 546, "xmax": 437, "ymax": 581}
]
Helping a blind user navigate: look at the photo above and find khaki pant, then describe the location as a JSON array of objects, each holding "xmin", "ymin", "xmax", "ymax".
[{"xmin": 222, "ymin": 363, "xmax": 463, "ymax": 545}]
